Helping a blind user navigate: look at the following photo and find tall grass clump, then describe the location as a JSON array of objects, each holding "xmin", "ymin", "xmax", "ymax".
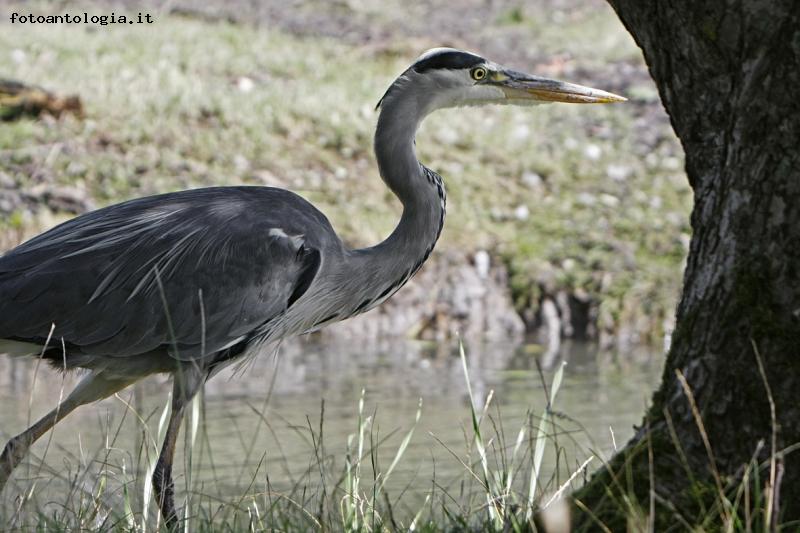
[
  {"xmin": 340, "ymin": 389, "xmax": 423, "ymax": 531},
  {"xmin": 2, "ymin": 342, "xmax": 598, "ymax": 532},
  {"xmin": 2, "ymin": 342, "xmax": 790, "ymax": 531},
  {"xmin": 457, "ymin": 341, "xmax": 586, "ymax": 531}
]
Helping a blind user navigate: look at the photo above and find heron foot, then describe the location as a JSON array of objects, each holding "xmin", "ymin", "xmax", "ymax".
[
  {"xmin": 0, "ymin": 434, "xmax": 32, "ymax": 490},
  {"xmin": 152, "ymin": 456, "xmax": 181, "ymax": 532}
]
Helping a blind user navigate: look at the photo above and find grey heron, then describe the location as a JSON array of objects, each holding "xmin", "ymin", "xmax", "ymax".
[{"xmin": 0, "ymin": 48, "xmax": 624, "ymax": 528}]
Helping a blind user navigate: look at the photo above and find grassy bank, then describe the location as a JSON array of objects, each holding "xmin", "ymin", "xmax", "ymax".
[{"xmin": 0, "ymin": 1, "xmax": 690, "ymax": 342}]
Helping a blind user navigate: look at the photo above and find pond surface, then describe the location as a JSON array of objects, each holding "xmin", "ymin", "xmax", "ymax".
[{"xmin": 0, "ymin": 337, "xmax": 663, "ymax": 521}]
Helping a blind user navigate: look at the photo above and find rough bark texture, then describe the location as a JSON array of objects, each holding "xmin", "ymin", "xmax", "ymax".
[{"xmin": 574, "ymin": 0, "xmax": 800, "ymax": 529}]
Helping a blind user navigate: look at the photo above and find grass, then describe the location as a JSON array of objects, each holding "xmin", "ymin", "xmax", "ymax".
[
  {"xmin": 1, "ymin": 343, "xmax": 590, "ymax": 531},
  {"xmin": 0, "ymin": 1, "xmax": 691, "ymax": 344},
  {"xmin": 1, "ymin": 342, "xmax": 791, "ymax": 531}
]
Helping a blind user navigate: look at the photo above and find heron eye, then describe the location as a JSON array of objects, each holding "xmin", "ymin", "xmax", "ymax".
[{"xmin": 471, "ymin": 67, "xmax": 487, "ymax": 81}]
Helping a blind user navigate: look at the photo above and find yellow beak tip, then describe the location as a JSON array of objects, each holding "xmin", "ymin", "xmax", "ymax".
[
  {"xmin": 604, "ymin": 94, "xmax": 628, "ymax": 103},
  {"xmin": 591, "ymin": 90, "xmax": 627, "ymax": 103}
]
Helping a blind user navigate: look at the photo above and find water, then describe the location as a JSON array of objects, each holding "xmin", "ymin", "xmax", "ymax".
[{"xmin": 0, "ymin": 337, "xmax": 662, "ymax": 518}]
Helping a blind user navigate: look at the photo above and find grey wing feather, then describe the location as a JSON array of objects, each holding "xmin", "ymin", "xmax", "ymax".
[{"xmin": 0, "ymin": 186, "xmax": 333, "ymax": 362}]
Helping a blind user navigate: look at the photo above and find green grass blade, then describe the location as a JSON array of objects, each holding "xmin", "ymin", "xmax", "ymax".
[
  {"xmin": 526, "ymin": 361, "xmax": 566, "ymax": 521},
  {"xmin": 378, "ymin": 398, "xmax": 422, "ymax": 494},
  {"xmin": 459, "ymin": 340, "xmax": 501, "ymax": 527}
]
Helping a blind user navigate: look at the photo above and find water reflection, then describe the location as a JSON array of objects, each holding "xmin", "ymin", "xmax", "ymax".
[{"xmin": 0, "ymin": 338, "xmax": 662, "ymax": 516}]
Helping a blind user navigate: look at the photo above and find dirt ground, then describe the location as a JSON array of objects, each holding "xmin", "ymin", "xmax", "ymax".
[
  {"xmin": 92, "ymin": 0, "xmax": 671, "ymax": 163},
  {"xmin": 100, "ymin": 0, "xmax": 653, "ymax": 87}
]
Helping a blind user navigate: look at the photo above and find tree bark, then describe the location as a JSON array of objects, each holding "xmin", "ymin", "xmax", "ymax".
[{"xmin": 573, "ymin": 0, "xmax": 800, "ymax": 528}]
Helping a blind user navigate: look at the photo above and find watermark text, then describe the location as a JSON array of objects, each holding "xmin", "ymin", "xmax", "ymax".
[{"xmin": 10, "ymin": 12, "xmax": 154, "ymax": 26}]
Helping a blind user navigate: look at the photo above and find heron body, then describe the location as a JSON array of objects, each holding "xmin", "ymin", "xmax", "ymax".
[
  {"xmin": 0, "ymin": 48, "xmax": 623, "ymax": 528},
  {"xmin": 0, "ymin": 184, "xmax": 438, "ymax": 375}
]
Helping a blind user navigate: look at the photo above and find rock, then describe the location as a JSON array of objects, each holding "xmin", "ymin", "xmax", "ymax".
[
  {"xmin": 521, "ymin": 171, "xmax": 543, "ymax": 189},
  {"xmin": 576, "ymin": 192, "xmax": 596, "ymax": 206},
  {"xmin": 539, "ymin": 297, "xmax": 562, "ymax": 369},
  {"xmin": 322, "ymin": 252, "xmax": 525, "ymax": 342},
  {"xmin": 0, "ymin": 172, "xmax": 15, "ymax": 188},
  {"xmin": 233, "ymin": 154, "xmax": 250, "ymax": 172},
  {"xmin": 10, "ymin": 49, "xmax": 26, "ymax": 65},
  {"xmin": 583, "ymin": 143, "xmax": 602, "ymax": 160},
  {"xmin": 435, "ymin": 126, "xmax": 459, "ymax": 146},
  {"xmin": 66, "ymin": 161, "xmax": 87, "ymax": 177},
  {"xmin": 23, "ymin": 184, "xmax": 94, "ymax": 214},
  {"xmin": 662, "ymin": 156, "xmax": 682, "ymax": 170},
  {"xmin": 251, "ymin": 169, "xmax": 287, "ymax": 187},
  {"xmin": 511, "ymin": 123, "xmax": 531, "ymax": 142},
  {"xmin": 236, "ymin": 76, "xmax": 255, "ymax": 93},
  {"xmin": 473, "ymin": 250, "xmax": 490, "ymax": 279},
  {"xmin": 599, "ymin": 193, "xmax": 620, "ymax": 208},
  {"xmin": 606, "ymin": 163, "xmax": 631, "ymax": 182},
  {"xmin": 0, "ymin": 190, "xmax": 21, "ymax": 215}
]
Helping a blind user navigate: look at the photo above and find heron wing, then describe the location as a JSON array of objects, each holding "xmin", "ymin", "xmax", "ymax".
[{"xmin": 0, "ymin": 187, "xmax": 333, "ymax": 361}]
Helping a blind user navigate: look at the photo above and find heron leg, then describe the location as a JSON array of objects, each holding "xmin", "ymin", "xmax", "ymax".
[
  {"xmin": 0, "ymin": 370, "xmax": 134, "ymax": 491},
  {"xmin": 152, "ymin": 365, "xmax": 203, "ymax": 532}
]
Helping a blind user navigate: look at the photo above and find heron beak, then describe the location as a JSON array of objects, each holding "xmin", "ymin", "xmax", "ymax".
[{"xmin": 493, "ymin": 69, "xmax": 626, "ymax": 104}]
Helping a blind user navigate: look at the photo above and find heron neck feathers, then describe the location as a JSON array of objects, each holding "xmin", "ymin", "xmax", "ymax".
[{"xmin": 340, "ymin": 85, "xmax": 446, "ymax": 316}]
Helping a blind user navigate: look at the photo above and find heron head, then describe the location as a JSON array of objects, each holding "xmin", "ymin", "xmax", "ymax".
[{"xmin": 377, "ymin": 47, "xmax": 626, "ymax": 112}]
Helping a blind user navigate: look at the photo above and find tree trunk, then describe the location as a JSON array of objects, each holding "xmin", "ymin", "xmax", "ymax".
[{"xmin": 573, "ymin": 0, "xmax": 800, "ymax": 529}]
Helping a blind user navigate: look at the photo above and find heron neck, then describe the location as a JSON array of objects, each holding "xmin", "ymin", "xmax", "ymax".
[{"xmin": 347, "ymin": 93, "xmax": 445, "ymax": 308}]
